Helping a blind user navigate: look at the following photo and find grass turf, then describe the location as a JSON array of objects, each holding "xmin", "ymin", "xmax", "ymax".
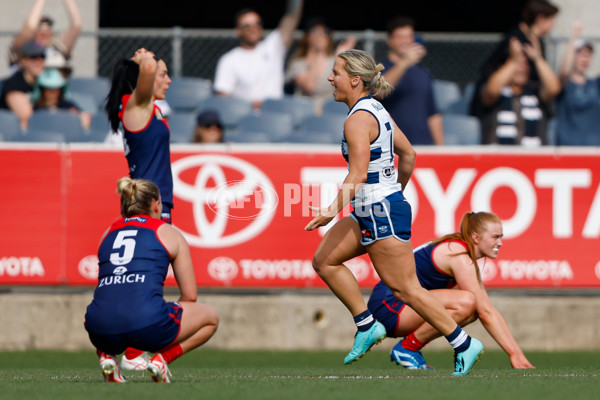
[{"xmin": 0, "ymin": 349, "xmax": 598, "ymax": 400}]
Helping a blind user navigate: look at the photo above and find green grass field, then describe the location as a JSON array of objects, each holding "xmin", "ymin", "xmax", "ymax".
[{"xmin": 1, "ymin": 349, "xmax": 598, "ymax": 400}]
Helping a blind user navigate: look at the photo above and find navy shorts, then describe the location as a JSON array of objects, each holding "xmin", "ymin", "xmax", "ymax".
[
  {"xmin": 161, "ymin": 204, "xmax": 172, "ymax": 224},
  {"xmin": 351, "ymin": 191, "xmax": 412, "ymax": 246},
  {"xmin": 367, "ymin": 281, "xmax": 407, "ymax": 337},
  {"xmin": 87, "ymin": 302, "xmax": 183, "ymax": 355}
]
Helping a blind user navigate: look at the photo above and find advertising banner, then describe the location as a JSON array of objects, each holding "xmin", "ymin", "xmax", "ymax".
[{"xmin": 1, "ymin": 145, "xmax": 599, "ymax": 288}]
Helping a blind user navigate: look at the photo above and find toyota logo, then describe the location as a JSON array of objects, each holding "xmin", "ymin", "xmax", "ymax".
[
  {"xmin": 207, "ymin": 257, "xmax": 239, "ymax": 282},
  {"xmin": 172, "ymin": 155, "xmax": 278, "ymax": 248},
  {"xmin": 78, "ymin": 255, "xmax": 99, "ymax": 280},
  {"xmin": 477, "ymin": 259, "xmax": 497, "ymax": 282}
]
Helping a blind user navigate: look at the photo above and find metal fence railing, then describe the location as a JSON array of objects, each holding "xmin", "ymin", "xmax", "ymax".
[{"xmin": 2, "ymin": 28, "xmax": 598, "ymax": 89}]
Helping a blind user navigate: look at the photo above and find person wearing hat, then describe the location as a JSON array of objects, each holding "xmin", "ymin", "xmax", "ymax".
[
  {"xmin": 0, "ymin": 41, "xmax": 47, "ymax": 129},
  {"xmin": 556, "ymin": 21, "xmax": 600, "ymax": 146},
  {"xmin": 8, "ymin": 0, "xmax": 82, "ymax": 75},
  {"xmin": 32, "ymin": 67, "xmax": 91, "ymax": 130},
  {"xmin": 193, "ymin": 109, "xmax": 224, "ymax": 143}
]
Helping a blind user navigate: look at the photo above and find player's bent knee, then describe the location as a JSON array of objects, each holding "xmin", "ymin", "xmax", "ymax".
[{"xmin": 456, "ymin": 291, "xmax": 476, "ymax": 318}]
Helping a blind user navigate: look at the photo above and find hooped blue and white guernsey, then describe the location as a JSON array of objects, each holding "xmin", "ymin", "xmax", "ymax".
[{"xmin": 341, "ymin": 96, "xmax": 401, "ymax": 207}]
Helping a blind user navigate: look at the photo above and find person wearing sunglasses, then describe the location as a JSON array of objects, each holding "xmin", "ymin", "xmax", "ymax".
[
  {"xmin": 213, "ymin": 0, "xmax": 304, "ymax": 110},
  {"xmin": 0, "ymin": 41, "xmax": 47, "ymax": 129}
]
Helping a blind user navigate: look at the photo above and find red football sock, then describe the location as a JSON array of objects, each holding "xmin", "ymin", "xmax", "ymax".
[
  {"xmin": 159, "ymin": 344, "xmax": 184, "ymax": 364},
  {"xmin": 124, "ymin": 348, "xmax": 144, "ymax": 359},
  {"xmin": 402, "ymin": 332, "xmax": 425, "ymax": 351}
]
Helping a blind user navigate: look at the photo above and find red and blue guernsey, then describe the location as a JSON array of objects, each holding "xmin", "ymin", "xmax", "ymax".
[
  {"xmin": 85, "ymin": 215, "xmax": 172, "ymax": 335},
  {"xmin": 119, "ymin": 94, "xmax": 174, "ymax": 208},
  {"xmin": 369, "ymin": 239, "xmax": 462, "ymax": 307},
  {"xmin": 412, "ymin": 239, "xmax": 464, "ymax": 289}
]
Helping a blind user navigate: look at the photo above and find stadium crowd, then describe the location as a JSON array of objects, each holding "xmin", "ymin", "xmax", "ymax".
[{"xmin": 0, "ymin": 0, "xmax": 598, "ymax": 146}]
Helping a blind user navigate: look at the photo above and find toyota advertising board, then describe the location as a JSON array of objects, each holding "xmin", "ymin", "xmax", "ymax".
[{"xmin": 1, "ymin": 144, "xmax": 599, "ymax": 288}]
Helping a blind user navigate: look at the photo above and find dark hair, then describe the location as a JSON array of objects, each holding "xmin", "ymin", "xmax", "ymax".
[
  {"xmin": 386, "ymin": 16, "xmax": 416, "ymax": 36},
  {"xmin": 289, "ymin": 17, "xmax": 334, "ymax": 61},
  {"xmin": 105, "ymin": 58, "xmax": 140, "ymax": 132},
  {"xmin": 431, "ymin": 211, "xmax": 502, "ymax": 282},
  {"xmin": 522, "ymin": 0, "xmax": 559, "ymax": 26},
  {"xmin": 235, "ymin": 8, "xmax": 260, "ymax": 26},
  {"xmin": 40, "ymin": 16, "xmax": 54, "ymax": 27}
]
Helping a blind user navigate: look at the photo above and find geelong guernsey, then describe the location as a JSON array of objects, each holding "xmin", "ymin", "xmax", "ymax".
[{"xmin": 341, "ymin": 96, "xmax": 401, "ymax": 207}]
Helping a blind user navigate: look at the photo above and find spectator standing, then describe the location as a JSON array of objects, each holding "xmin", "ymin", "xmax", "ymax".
[
  {"xmin": 8, "ymin": 0, "xmax": 83, "ymax": 76},
  {"xmin": 0, "ymin": 41, "xmax": 46, "ymax": 129},
  {"xmin": 213, "ymin": 0, "xmax": 304, "ymax": 109},
  {"xmin": 379, "ymin": 17, "xmax": 444, "ymax": 145},
  {"xmin": 477, "ymin": 37, "xmax": 560, "ymax": 146},
  {"xmin": 285, "ymin": 17, "xmax": 355, "ymax": 115},
  {"xmin": 470, "ymin": 0, "xmax": 559, "ymax": 119},
  {"xmin": 556, "ymin": 22, "xmax": 600, "ymax": 146}
]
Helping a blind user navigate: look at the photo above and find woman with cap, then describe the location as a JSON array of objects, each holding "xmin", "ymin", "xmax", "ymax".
[
  {"xmin": 285, "ymin": 17, "xmax": 355, "ymax": 114},
  {"xmin": 0, "ymin": 41, "xmax": 46, "ymax": 129},
  {"xmin": 304, "ymin": 49, "xmax": 484, "ymax": 375},
  {"xmin": 8, "ymin": 0, "xmax": 82, "ymax": 75},
  {"xmin": 556, "ymin": 21, "xmax": 600, "ymax": 146},
  {"xmin": 32, "ymin": 67, "xmax": 91, "ymax": 130},
  {"xmin": 193, "ymin": 109, "xmax": 224, "ymax": 143}
]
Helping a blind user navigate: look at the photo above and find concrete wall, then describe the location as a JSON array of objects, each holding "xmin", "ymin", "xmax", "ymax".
[{"xmin": 1, "ymin": 290, "xmax": 599, "ymax": 352}]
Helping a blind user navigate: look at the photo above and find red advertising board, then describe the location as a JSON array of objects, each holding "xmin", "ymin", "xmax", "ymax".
[{"xmin": 1, "ymin": 144, "xmax": 599, "ymax": 288}]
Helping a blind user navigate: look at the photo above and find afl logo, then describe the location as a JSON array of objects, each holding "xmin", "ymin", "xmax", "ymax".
[
  {"xmin": 78, "ymin": 255, "xmax": 99, "ymax": 280},
  {"xmin": 113, "ymin": 266, "xmax": 128, "ymax": 275},
  {"xmin": 345, "ymin": 258, "xmax": 371, "ymax": 282},
  {"xmin": 208, "ymin": 257, "xmax": 239, "ymax": 282},
  {"xmin": 172, "ymin": 155, "xmax": 278, "ymax": 248}
]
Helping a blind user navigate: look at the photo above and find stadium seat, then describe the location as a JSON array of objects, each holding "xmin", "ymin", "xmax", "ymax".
[
  {"xmin": 237, "ymin": 111, "xmax": 294, "ymax": 142},
  {"xmin": 463, "ymin": 81, "xmax": 476, "ymax": 104},
  {"xmin": 228, "ymin": 130, "xmax": 271, "ymax": 143},
  {"xmin": 433, "ymin": 79, "xmax": 462, "ymax": 113},
  {"xmin": 27, "ymin": 110, "xmax": 84, "ymax": 142},
  {"xmin": 546, "ymin": 117, "xmax": 557, "ymax": 146},
  {"xmin": 198, "ymin": 96, "xmax": 253, "ymax": 129},
  {"xmin": 286, "ymin": 129, "xmax": 340, "ymax": 144},
  {"xmin": 445, "ymin": 97, "xmax": 469, "ymax": 115},
  {"xmin": 261, "ymin": 97, "xmax": 314, "ymax": 128},
  {"xmin": 322, "ymin": 100, "xmax": 348, "ymax": 115},
  {"xmin": 67, "ymin": 91, "xmax": 98, "ymax": 113},
  {"xmin": 442, "ymin": 114, "xmax": 481, "ymax": 145},
  {"xmin": 68, "ymin": 76, "xmax": 111, "ymax": 107},
  {"xmin": 81, "ymin": 113, "xmax": 112, "ymax": 142},
  {"xmin": 166, "ymin": 77, "xmax": 212, "ymax": 112},
  {"xmin": 298, "ymin": 113, "xmax": 346, "ymax": 137},
  {"xmin": 168, "ymin": 111, "xmax": 196, "ymax": 143},
  {"xmin": 19, "ymin": 130, "xmax": 66, "ymax": 143},
  {"xmin": 0, "ymin": 110, "xmax": 23, "ymax": 141}
]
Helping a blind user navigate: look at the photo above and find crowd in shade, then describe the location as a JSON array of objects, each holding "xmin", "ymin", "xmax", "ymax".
[{"xmin": 1, "ymin": 0, "xmax": 599, "ymax": 146}]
